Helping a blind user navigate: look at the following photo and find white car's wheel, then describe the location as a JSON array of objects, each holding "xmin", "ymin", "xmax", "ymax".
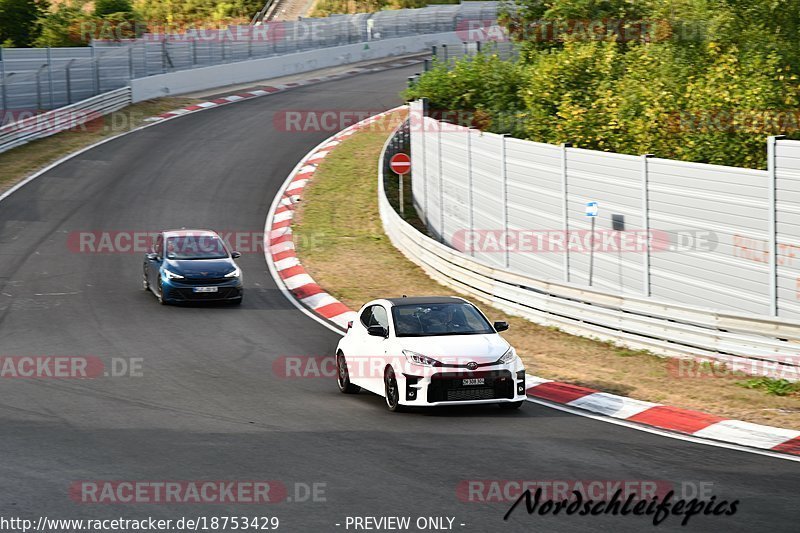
[
  {"xmin": 384, "ymin": 367, "xmax": 405, "ymax": 412},
  {"xmin": 336, "ymin": 353, "xmax": 360, "ymax": 394}
]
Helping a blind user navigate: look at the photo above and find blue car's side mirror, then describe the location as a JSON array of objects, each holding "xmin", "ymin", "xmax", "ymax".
[
  {"xmin": 231, "ymin": 251, "xmax": 242, "ymax": 259},
  {"xmin": 146, "ymin": 253, "xmax": 158, "ymax": 261}
]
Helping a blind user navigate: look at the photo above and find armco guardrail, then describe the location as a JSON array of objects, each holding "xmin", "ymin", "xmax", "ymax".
[
  {"xmin": 0, "ymin": 87, "xmax": 131, "ymax": 155},
  {"xmin": 379, "ymin": 114, "xmax": 800, "ymax": 379}
]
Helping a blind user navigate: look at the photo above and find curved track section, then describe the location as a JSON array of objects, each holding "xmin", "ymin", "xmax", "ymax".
[{"xmin": 0, "ymin": 67, "xmax": 798, "ymax": 531}]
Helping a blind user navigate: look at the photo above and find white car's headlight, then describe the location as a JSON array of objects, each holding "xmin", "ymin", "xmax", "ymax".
[
  {"xmin": 497, "ymin": 346, "xmax": 517, "ymax": 364},
  {"xmin": 163, "ymin": 268, "xmax": 184, "ymax": 280},
  {"xmin": 403, "ymin": 350, "xmax": 441, "ymax": 367},
  {"xmin": 224, "ymin": 267, "xmax": 241, "ymax": 278}
]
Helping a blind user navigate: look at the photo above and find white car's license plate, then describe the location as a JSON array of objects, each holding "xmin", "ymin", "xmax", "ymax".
[
  {"xmin": 193, "ymin": 286, "xmax": 219, "ymax": 293},
  {"xmin": 462, "ymin": 378, "xmax": 485, "ymax": 386}
]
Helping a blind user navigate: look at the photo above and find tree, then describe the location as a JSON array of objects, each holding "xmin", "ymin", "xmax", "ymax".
[
  {"xmin": 0, "ymin": 0, "xmax": 48, "ymax": 47},
  {"xmin": 94, "ymin": 0, "xmax": 132, "ymax": 17}
]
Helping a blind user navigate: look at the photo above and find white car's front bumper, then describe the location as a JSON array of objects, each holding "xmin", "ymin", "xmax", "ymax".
[{"xmin": 394, "ymin": 361, "xmax": 527, "ymax": 407}]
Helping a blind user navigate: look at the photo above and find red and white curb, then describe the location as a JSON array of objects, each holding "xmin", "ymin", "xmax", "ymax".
[
  {"xmin": 525, "ymin": 377, "xmax": 800, "ymax": 456},
  {"xmin": 264, "ymin": 108, "xmax": 800, "ymax": 461},
  {"xmin": 265, "ymin": 107, "xmax": 404, "ymax": 329},
  {"xmin": 144, "ymin": 59, "xmax": 422, "ymax": 122}
]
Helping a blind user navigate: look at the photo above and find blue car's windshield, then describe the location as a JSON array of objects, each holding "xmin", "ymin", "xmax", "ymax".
[
  {"xmin": 165, "ymin": 236, "xmax": 228, "ymax": 260},
  {"xmin": 392, "ymin": 303, "xmax": 495, "ymax": 337}
]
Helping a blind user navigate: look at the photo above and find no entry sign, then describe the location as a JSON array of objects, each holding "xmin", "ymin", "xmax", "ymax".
[{"xmin": 390, "ymin": 153, "xmax": 411, "ymax": 175}]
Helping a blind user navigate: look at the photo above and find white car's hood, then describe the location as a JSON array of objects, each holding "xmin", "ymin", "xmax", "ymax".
[{"xmin": 395, "ymin": 334, "xmax": 510, "ymax": 364}]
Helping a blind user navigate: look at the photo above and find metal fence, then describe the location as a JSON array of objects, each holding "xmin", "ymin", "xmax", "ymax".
[
  {"xmin": 381, "ymin": 114, "xmax": 800, "ymax": 375},
  {"xmin": 408, "ymin": 100, "xmax": 800, "ymax": 321},
  {"xmin": 0, "ymin": 1, "xmax": 501, "ymax": 112}
]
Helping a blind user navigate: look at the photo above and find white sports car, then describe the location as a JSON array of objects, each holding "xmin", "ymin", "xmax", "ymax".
[{"xmin": 335, "ymin": 296, "xmax": 526, "ymax": 411}]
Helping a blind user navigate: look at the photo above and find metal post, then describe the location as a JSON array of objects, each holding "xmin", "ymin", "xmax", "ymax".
[
  {"xmin": 561, "ymin": 143, "xmax": 572, "ymax": 282},
  {"xmin": 65, "ymin": 59, "xmax": 75, "ymax": 105},
  {"xmin": 424, "ymin": 58, "xmax": 431, "ymax": 72},
  {"xmin": 588, "ymin": 216, "xmax": 596, "ymax": 286},
  {"xmin": 192, "ymin": 39, "xmax": 198, "ymax": 66},
  {"xmin": 90, "ymin": 46, "xmax": 98, "ymax": 95},
  {"xmin": 501, "ymin": 134, "xmax": 509, "ymax": 268},
  {"xmin": 442, "ymin": 44, "xmax": 448, "ymax": 64},
  {"xmin": 768, "ymin": 136, "xmax": 784, "ymax": 316},
  {"xmin": 407, "ymin": 76, "xmax": 415, "ymax": 89},
  {"xmin": 438, "ymin": 115, "xmax": 444, "ymax": 243},
  {"xmin": 0, "ymin": 47, "xmax": 6, "ymax": 112},
  {"xmin": 467, "ymin": 129, "xmax": 474, "ymax": 257},
  {"xmin": 432, "ymin": 45, "xmax": 437, "ymax": 62},
  {"xmin": 476, "ymin": 41, "xmax": 482, "ymax": 53},
  {"xmin": 128, "ymin": 45, "xmax": 134, "ymax": 79},
  {"xmin": 641, "ymin": 154, "xmax": 653, "ymax": 296},
  {"xmin": 399, "ymin": 172, "xmax": 404, "ymax": 216},
  {"xmin": 36, "ymin": 64, "xmax": 46, "ymax": 109},
  {"xmin": 46, "ymin": 48, "xmax": 54, "ymax": 109},
  {"xmin": 143, "ymin": 42, "xmax": 149, "ymax": 76},
  {"xmin": 161, "ymin": 39, "xmax": 168, "ymax": 72},
  {"xmin": 420, "ymin": 98, "xmax": 428, "ymax": 226},
  {"xmin": 221, "ymin": 34, "xmax": 227, "ymax": 63}
]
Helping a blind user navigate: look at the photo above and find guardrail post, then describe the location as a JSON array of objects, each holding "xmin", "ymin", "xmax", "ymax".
[
  {"xmin": 561, "ymin": 142, "xmax": 572, "ymax": 282},
  {"xmin": 431, "ymin": 45, "xmax": 437, "ymax": 62},
  {"xmin": 641, "ymin": 153, "xmax": 653, "ymax": 296},
  {"xmin": 442, "ymin": 44, "xmax": 448, "ymax": 64},
  {"xmin": 424, "ymin": 58, "xmax": 431, "ymax": 72},
  {"xmin": 768, "ymin": 135, "xmax": 785, "ymax": 316},
  {"xmin": 46, "ymin": 48, "xmax": 54, "ymax": 109},
  {"xmin": 501, "ymin": 134, "xmax": 509, "ymax": 268}
]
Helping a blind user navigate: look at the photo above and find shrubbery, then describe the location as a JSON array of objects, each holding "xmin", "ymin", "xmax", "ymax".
[{"xmin": 404, "ymin": 0, "xmax": 800, "ymax": 169}]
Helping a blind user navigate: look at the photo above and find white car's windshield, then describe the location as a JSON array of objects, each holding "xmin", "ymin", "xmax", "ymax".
[
  {"xmin": 392, "ymin": 303, "xmax": 494, "ymax": 337},
  {"xmin": 165, "ymin": 236, "xmax": 228, "ymax": 260}
]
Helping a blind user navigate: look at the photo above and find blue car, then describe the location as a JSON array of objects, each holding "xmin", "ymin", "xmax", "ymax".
[{"xmin": 143, "ymin": 229, "xmax": 243, "ymax": 305}]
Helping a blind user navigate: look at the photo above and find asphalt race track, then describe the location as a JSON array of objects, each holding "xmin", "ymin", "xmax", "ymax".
[{"xmin": 1, "ymin": 65, "xmax": 798, "ymax": 532}]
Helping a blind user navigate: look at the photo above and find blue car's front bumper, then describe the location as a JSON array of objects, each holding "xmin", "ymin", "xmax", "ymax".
[{"xmin": 161, "ymin": 277, "xmax": 243, "ymax": 303}]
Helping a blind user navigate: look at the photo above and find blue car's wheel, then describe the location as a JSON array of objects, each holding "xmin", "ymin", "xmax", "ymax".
[{"xmin": 157, "ymin": 278, "xmax": 168, "ymax": 305}]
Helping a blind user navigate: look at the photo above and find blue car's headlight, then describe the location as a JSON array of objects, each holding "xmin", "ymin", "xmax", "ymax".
[
  {"xmin": 224, "ymin": 267, "xmax": 241, "ymax": 278},
  {"xmin": 162, "ymin": 268, "xmax": 184, "ymax": 280}
]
